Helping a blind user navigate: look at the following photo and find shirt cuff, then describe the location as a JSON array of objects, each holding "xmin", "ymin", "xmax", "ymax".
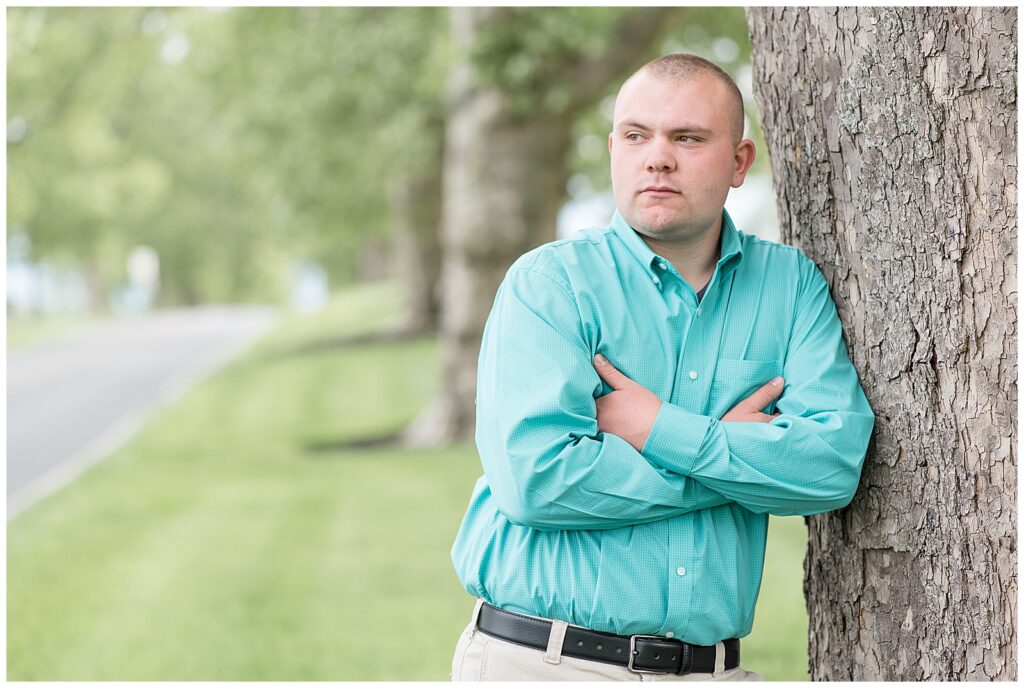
[{"xmin": 642, "ymin": 401, "xmax": 713, "ymax": 476}]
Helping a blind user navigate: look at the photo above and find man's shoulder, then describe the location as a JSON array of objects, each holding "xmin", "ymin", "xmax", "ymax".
[
  {"xmin": 736, "ymin": 230, "xmax": 805, "ymax": 260},
  {"xmin": 735, "ymin": 231, "xmax": 818, "ymax": 275},
  {"xmin": 736, "ymin": 232, "xmax": 833, "ymax": 309},
  {"xmin": 506, "ymin": 227, "xmax": 615, "ymax": 287}
]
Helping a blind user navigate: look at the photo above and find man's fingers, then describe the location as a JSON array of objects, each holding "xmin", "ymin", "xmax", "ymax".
[
  {"xmin": 734, "ymin": 376, "xmax": 785, "ymax": 413},
  {"xmin": 593, "ymin": 354, "xmax": 636, "ymax": 390}
]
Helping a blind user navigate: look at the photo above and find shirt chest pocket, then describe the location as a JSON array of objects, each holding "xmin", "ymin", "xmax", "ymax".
[{"xmin": 707, "ymin": 358, "xmax": 783, "ymax": 419}]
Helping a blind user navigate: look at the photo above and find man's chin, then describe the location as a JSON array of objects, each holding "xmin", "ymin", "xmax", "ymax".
[{"xmin": 632, "ymin": 212, "xmax": 688, "ymax": 237}]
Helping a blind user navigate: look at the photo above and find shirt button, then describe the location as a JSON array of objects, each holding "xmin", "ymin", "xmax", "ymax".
[
  {"xmin": 695, "ymin": 307, "xmax": 702, "ymax": 317},
  {"xmin": 676, "ymin": 566, "xmax": 687, "ymax": 576},
  {"xmin": 688, "ymin": 371, "xmax": 698, "ymax": 380},
  {"xmin": 652, "ymin": 275, "xmax": 660, "ymax": 285},
  {"xmin": 665, "ymin": 632, "xmax": 675, "ymax": 638},
  {"xmin": 659, "ymin": 262, "xmax": 668, "ymax": 270}
]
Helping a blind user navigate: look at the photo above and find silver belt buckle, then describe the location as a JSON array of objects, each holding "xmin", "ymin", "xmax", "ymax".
[{"xmin": 626, "ymin": 635, "xmax": 670, "ymax": 674}]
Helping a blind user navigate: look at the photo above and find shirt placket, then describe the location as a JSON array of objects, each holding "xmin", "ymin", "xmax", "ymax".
[
  {"xmin": 662, "ymin": 269, "xmax": 735, "ymax": 636},
  {"xmin": 671, "ymin": 276, "xmax": 712, "ymax": 413},
  {"xmin": 664, "ymin": 516, "xmax": 697, "ymax": 637}
]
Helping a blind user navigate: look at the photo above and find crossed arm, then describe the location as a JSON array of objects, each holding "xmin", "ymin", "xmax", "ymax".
[
  {"xmin": 593, "ymin": 351, "xmax": 784, "ymax": 451},
  {"xmin": 475, "ymin": 263, "xmax": 874, "ymax": 531}
]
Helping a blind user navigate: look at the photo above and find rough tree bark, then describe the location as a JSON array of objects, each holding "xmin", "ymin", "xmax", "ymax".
[
  {"xmin": 748, "ymin": 7, "xmax": 1016, "ymax": 681},
  {"xmin": 404, "ymin": 7, "xmax": 675, "ymax": 445}
]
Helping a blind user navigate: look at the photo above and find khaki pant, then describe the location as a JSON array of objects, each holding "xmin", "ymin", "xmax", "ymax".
[{"xmin": 451, "ymin": 600, "xmax": 763, "ymax": 682}]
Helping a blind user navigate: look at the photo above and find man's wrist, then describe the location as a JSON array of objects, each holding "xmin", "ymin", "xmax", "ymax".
[{"xmin": 641, "ymin": 401, "xmax": 713, "ymax": 475}]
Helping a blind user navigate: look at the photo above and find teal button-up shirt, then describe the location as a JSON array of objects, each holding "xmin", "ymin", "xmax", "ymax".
[{"xmin": 451, "ymin": 209, "xmax": 874, "ymax": 644}]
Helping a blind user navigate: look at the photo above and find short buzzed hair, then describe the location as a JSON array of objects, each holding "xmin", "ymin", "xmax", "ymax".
[{"xmin": 631, "ymin": 53, "xmax": 746, "ymax": 144}]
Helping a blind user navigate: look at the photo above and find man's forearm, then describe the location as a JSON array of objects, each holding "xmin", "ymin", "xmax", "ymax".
[
  {"xmin": 642, "ymin": 397, "xmax": 873, "ymax": 516},
  {"xmin": 479, "ymin": 416, "xmax": 734, "ymax": 531}
]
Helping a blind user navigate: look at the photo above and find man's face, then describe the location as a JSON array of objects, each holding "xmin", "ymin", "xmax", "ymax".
[{"xmin": 609, "ymin": 70, "xmax": 754, "ymax": 244}]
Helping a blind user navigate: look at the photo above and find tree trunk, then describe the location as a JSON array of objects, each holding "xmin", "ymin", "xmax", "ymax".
[
  {"xmin": 81, "ymin": 256, "xmax": 107, "ymax": 314},
  {"xmin": 404, "ymin": 6, "xmax": 674, "ymax": 445},
  {"xmin": 748, "ymin": 7, "xmax": 1016, "ymax": 681},
  {"xmin": 403, "ymin": 7, "xmax": 572, "ymax": 445},
  {"xmin": 390, "ymin": 116, "xmax": 445, "ymax": 335}
]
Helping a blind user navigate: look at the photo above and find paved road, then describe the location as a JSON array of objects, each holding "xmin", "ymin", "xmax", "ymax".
[{"xmin": 7, "ymin": 306, "xmax": 279, "ymax": 517}]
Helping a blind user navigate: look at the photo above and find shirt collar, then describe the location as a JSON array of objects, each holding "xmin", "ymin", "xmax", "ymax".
[{"xmin": 609, "ymin": 208, "xmax": 744, "ymax": 278}]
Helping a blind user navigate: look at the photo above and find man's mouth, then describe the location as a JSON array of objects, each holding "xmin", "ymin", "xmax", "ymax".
[{"xmin": 640, "ymin": 186, "xmax": 680, "ymax": 195}]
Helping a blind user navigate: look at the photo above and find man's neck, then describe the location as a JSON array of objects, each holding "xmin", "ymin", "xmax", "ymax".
[{"xmin": 637, "ymin": 217, "xmax": 723, "ymax": 293}]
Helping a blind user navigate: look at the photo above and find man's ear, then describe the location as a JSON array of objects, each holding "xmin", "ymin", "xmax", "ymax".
[
  {"xmin": 731, "ymin": 139, "xmax": 757, "ymax": 188},
  {"xmin": 608, "ymin": 132, "xmax": 614, "ymax": 154}
]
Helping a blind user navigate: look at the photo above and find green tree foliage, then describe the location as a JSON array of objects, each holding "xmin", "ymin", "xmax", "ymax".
[
  {"xmin": 9, "ymin": 9, "xmax": 160, "ymax": 304},
  {"xmin": 8, "ymin": 7, "xmax": 448, "ymax": 308},
  {"xmin": 214, "ymin": 7, "xmax": 448, "ymax": 282},
  {"xmin": 9, "ymin": 8, "xmax": 284, "ymax": 305}
]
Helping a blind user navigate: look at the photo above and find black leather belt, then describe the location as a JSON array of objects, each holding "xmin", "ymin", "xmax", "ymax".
[{"xmin": 476, "ymin": 602, "xmax": 740, "ymax": 675}]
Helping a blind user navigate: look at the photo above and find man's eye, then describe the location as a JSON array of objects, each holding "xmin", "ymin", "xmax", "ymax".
[
  {"xmin": 625, "ymin": 133, "xmax": 643, "ymax": 142},
  {"xmin": 677, "ymin": 135, "xmax": 694, "ymax": 143}
]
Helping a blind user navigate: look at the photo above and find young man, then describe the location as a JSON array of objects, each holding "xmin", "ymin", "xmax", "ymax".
[{"xmin": 450, "ymin": 53, "xmax": 874, "ymax": 681}]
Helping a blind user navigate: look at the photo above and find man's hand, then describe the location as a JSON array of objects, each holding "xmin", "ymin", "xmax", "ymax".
[
  {"xmin": 593, "ymin": 354, "xmax": 785, "ymax": 450},
  {"xmin": 593, "ymin": 354, "xmax": 662, "ymax": 452},
  {"xmin": 721, "ymin": 377, "xmax": 785, "ymax": 423}
]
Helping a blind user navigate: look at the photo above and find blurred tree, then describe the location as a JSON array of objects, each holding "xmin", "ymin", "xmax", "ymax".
[
  {"xmin": 251, "ymin": 7, "xmax": 450, "ymax": 332},
  {"xmin": 8, "ymin": 8, "xmax": 450, "ymax": 313},
  {"xmin": 8, "ymin": 8, "xmax": 162, "ymax": 309},
  {"xmin": 388, "ymin": 113, "xmax": 446, "ymax": 333},
  {"xmin": 8, "ymin": 8, "xmax": 289, "ymax": 308},
  {"xmin": 343, "ymin": 8, "xmax": 449, "ymax": 333},
  {"xmin": 150, "ymin": 6, "xmax": 449, "ymax": 319}
]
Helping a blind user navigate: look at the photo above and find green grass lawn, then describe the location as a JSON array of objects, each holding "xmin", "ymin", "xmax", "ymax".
[{"xmin": 7, "ymin": 280, "xmax": 809, "ymax": 680}]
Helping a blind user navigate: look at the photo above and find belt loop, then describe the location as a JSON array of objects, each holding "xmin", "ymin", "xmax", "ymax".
[
  {"xmin": 713, "ymin": 641, "xmax": 726, "ymax": 676},
  {"xmin": 469, "ymin": 598, "xmax": 485, "ymax": 629},
  {"xmin": 543, "ymin": 620, "xmax": 569, "ymax": 665}
]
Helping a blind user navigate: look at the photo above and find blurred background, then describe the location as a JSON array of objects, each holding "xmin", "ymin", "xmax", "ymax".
[{"xmin": 7, "ymin": 7, "xmax": 806, "ymax": 680}]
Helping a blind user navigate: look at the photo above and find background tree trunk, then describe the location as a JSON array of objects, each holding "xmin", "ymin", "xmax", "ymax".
[
  {"xmin": 391, "ymin": 116, "xmax": 445, "ymax": 335},
  {"xmin": 748, "ymin": 7, "xmax": 1016, "ymax": 681},
  {"xmin": 404, "ymin": 6, "xmax": 674, "ymax": 445}
]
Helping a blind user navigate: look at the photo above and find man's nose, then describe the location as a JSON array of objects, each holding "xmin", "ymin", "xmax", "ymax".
[{"xmin": 644, "ymin": 138, "xmax": 676, "ymax": 172}]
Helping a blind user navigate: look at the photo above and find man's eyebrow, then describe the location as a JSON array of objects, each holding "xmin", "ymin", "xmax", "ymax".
[{"xmin": 615, "ymin": 120, "xmax": 714, "ymax": 136}]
